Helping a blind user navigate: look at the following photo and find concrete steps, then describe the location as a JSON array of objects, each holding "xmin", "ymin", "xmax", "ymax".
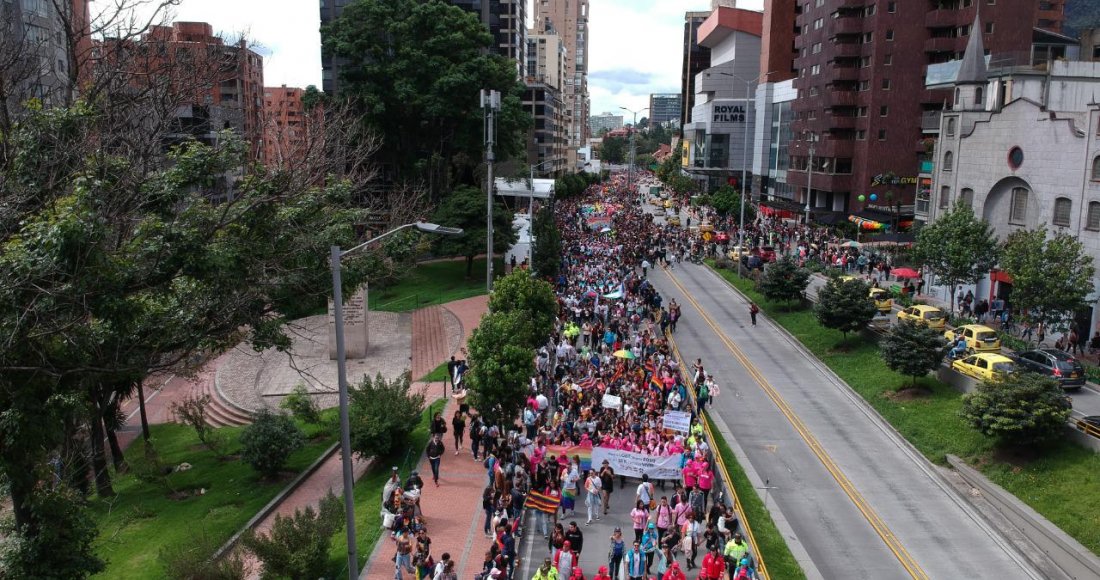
[{"xmin": 201, "ymin": 375, "xmax": 253, "ymax": 427}]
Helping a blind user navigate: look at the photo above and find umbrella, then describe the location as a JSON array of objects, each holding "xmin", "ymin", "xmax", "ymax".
[
  {"xmin": 600, "ymin": 227, "xmax": 612, "ymax": 233},
  {"xmin": 613, "ymin": 349, "xmax": 636, "ymax": 360},
  {"xmin": 893, "ymin": 267, "xmax": 920, "ymax": 279},
  {"xmin": 839, "ymin": 240, "xmax": 862, "ymax": 248}
]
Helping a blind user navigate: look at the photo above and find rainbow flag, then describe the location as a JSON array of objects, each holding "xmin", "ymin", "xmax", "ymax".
[
  {"xmin": 645, "ymin": 361, "xmax": 656, "ymax": 375},
  {"xmin": 546, "ymin": 443, "xmax": 593, "ymax": 472},
  {"xmin": 650, "ymin": 374, "xmax": 664, "ymax": 395},
  {"xmin": 525, "ymin": 489, "xmax": 562, "ymax": 514},
  {"xmin": 561, "ymin": 487, "xmax": 576, "ymax": 511}
]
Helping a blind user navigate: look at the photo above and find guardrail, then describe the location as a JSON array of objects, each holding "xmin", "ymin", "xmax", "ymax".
[
  {"xmin": 1076, "ymin": 417, "xmax": 1100, "ymax": 439},
  {"xmin": 665, "ymin": 329, "xmax": 772, "ymax": 580}
]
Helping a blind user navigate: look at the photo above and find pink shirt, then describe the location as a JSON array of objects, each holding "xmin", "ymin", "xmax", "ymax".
[
  {"xmin": 682, "ymin": 464, "xmax": 698, "ymax": 488},
  {"xmin": 630, "ymin": 508, "xmax": 649, "ymax": 530},
  {"xmin": 697, "ymin": 469, "xmax": 714, "ymax": 491},
  {"xmin": 655, "ymin": 503, "xmax": 673, "ymax": 528}
]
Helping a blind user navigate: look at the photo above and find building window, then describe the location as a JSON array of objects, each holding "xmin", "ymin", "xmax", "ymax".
[
  {"xmin": 943, "ymin": 151, "xmax": 953, "ymax": 171},
  {"xmin": 1092, "ymin": 156, "xmax": 1100, "ymax": 180},
  {"xmin": 946, "ymin": 117, "xmax": 956, "ymax": 136},
  {"xmin": 960, "ymin": 188, "xmax": 974, "ymax": 208},
  {"xmin": 863, "ymin": 32, "xmax": 874, "ymax": 44},
  {"xmin": 1008, "ymin": 146, "xmax": 1024, "ymax": 169},
  {"xmin": 888, "ymin": 1, "xmax": 897, "ymax": 12},
  {"xmin": 879, "ymin": 105, "xmax": 889, "ymax": 117},
  {"xmin": 882, "ymin": 78, "xmax": 891, "ymax": 90},
  {"xmin": 884, "ymin": 54, "xmax": 892, "ymax": 65},
  {"xmin": 812, "ymin": 42, "xmax": 822, "ymax": 54},
  {"xmin": 886, "ymin": 30, "xmax": 894, "ymax": 41},
  {"xmin": 878, "ymin": 129, "xmax": 887, "ymax": 140},
  {"xmin": 856, "ymin": 130, "xmax": 867, "ymax": 140},
  {"xmin": 985, "ymin": 22, "xmax": 994, "ymax": 34},
  {"xmin": 1010, "ymin": 187, "xmax": 1029, "ymax": 224},
  {"xmin": 814, "ymin": 18, "xmax": 824, "ymax": 30},
  {"xmin": 975, "ymin": 86, "xmax": 984, "ymax": 106},
  {"xmin": 1053, "ymin": 197, "xmax": 1072, "ymax": 227},
  {"xmin": 1087, "ymin": 201, "xmax": 1100, "ymax": 230},
  {"xmin": 940, "ymin": 186, "xmax": 951, "ymax": 209}
]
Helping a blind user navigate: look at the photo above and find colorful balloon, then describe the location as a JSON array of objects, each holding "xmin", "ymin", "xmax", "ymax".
[
  {"xmin": 857, "ymin": 194, "xmax": 866, "ymax": 202},
  {"xmin": 870, "ymin": 194, "xmax": 878, "ymax": 201}
]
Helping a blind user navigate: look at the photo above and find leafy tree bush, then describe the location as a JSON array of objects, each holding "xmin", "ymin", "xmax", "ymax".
[
  {"xmin": 530, "ymin": 201, "xmax": 561, "ymax": 280},
  {"xmin": 280, "ymin": 384, "xmax": 321, "ymax": 425},
  {"xmin": 467, "ymin": 311, "xmax": 536, "ymax": 427},
  {"xmin": 348, "ymin": 372, "xmax": 424, "ymax": 459},
  {"xmin": 709, "ymin": 185, "xmax": 756, "ymax": 222},
  {"xmin": 813, "ymin": 277, "xmax": 876, "ymax": 341},
  {"xmin": 488, "ymin": 268, "xmax": 559, "ymax": 348},
  {"xmin": 911, "ymin": 201, "xmax": 999, "ymax": 312},
  {"xmin": 170, "ymin": 394, "xmax": 227, "ymax": 456},
  {"xmin": 159, "ymin": 531, "xmax": 246, "ymax": 580},
  {"xmin": 1000, "ymin": 228, "xmax": 1096, "ymax": 333},
  {"xmin": 600, "ymin": 136, "xmax": 627, "ymax": 164},
  {"xmin": 880, "ymin": 319, "xmax": 948, "ymax": 387},
  {"xmin": 759, "ymin": 256, "xmax": 810, "ymax": 309},
  {"xmin": 431, "ymin": 186, "xmax": 517, "ymax": 278},
  {"xmin": 0, "ymin": 486, "xmax": 104, "ymax": 579},
  {"xmin": 240, "ymin": 491, "xmax": 343, "ymax": 580},
  {"xmin": 239, "ymin": 410, "xmax": 306, "ymax": 479},
  {"xmin": 960, "ymin": 373, "xmax": 1072, "ymax": 446}
]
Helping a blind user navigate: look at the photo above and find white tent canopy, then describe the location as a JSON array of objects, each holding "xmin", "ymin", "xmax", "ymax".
[{"xmin": 494, "ymin": 177, "xmax": 555, "ymax": 199}]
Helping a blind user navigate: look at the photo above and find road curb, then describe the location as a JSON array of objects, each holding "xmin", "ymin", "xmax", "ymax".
[{"xmin": 947, "ymin": 454, "xmax": 1100, "ymax": 579}]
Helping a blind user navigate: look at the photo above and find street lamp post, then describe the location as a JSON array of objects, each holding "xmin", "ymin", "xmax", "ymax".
[
  {"xmin": 482, "ymin": 89, "xmax": 501, "ymax": 293},
  {"xmin": 620, "ymin": 106, "xmax": 648, "ymax": 196},
  {"xmin": 330, "ymin": 222, "xmax": 462, "ymax": 580},
  {"xmin": 718, "ymin": 71, "xmax": 774, "ymax": 251}
]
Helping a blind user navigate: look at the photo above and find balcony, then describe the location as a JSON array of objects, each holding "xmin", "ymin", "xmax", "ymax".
[
  {"xmin": 831, "ymin": 43, "xmax": 863, "ymax": 59},
  {"xmin": 786, "ymin": 168, "xmax": 853, "ymax": 192},
  {"xmin": 925, "ymin": 9, "xmax": 962, "ymax": 29},
  {"xmin": 920, "ymin": 88, "xmax": 951, "ymax": 104},
  {"xmin": 828, "ymin": 17, "xmax": 864, "ymax": 38},
  {"xmin": 827, "ymin": 115, "xmax": 858, "ymax": 130},
  {"xmin": 823, "ymin": 89, "xmax": 859, "ymax": 108},
  {"xmin": 924, "ymin": 36, "xmax": 962, "ymax": 53},
  {"xmin": 920, "ymin": 111, "xmax": 942, "ymax": 132},
  {"xmin": 831, "ymin": 66, "xmax": 859, "ymax": 81}
]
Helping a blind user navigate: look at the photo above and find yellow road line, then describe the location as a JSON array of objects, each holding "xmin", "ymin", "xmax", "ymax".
[
  {"xmin": 666, "ymin": 330, "xmax": 772, "ymax": 580},
  {"xmin": 662, "ymin": 266, "xmax": 930, "ymax": 580}
]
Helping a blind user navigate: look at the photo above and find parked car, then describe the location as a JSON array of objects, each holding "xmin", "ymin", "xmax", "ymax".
[
  {"xmin": 1008, "ymin": 348, "xmax": 1086, "ymax": 389},
  {"xmin": 668, "ymin": 215, "xmax": 682, "ymax": 227},
  {"xmin": 944, "ymin": 324, "xmax": 1001, "ymax": 353},
  {"xmin": 654, "ymin": 207, "xmax": 666, "ymax": 217},
  {"xmin": 727, "ymin": 245, "xmax": 749, "ymax": 261},
  {"xmin": 755, "ymin": 246, "xmax": 778, "ymax": 262},
  {"xmin": 897, "ymin": 305, "xmax": 946, "ymax": 330},
  {"xmin": 951, "ymin": 353, "xmax": 1016, "ymax": 382},
  {"xmin": 868, "ymin": 287, "xmax": 893, "ymax": 315},
  {"xmin": 714, "ymin": 231, "xmax": 730, "ymax": 243}
]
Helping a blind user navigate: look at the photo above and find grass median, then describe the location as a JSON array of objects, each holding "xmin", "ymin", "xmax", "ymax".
[
  {"xmin": 706, "ymin": 261, "xmax": 1100, "ymax": 556},
  {"xmin": 90, "ymin": 413, "xmax": 337, "ymax": 579},
  {"xmin": 369, "ymin": 258, "xmax": 503, "ymax": 312},
  {"xmin": 326, "ymin": 399, "xmax": 445, "ymax": 577}
]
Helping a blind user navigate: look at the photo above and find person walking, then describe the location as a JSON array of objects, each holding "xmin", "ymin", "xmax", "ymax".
[
  {"xmin": 533, "ymin": 558, "xmax": 560, "ymax": 580},
  {"xmin": 426, "ymin": 434, "xmax": 445, "ymax": 486},
  {"xmin": 608, "ymin": 528, "xmax": 626, "ymax": 578},
  {"xmin": 723, "ymin": 533, "xmax": 750, "ymax": 580},
  {"xmin": 393, "ymin": 528, "xmax": 415, "ymax": 580},
  {"xmin": 749, "ymin": 303, "xmax": 759, "ymax": 326},
  {"xmin": 599, "ymin": 461, "xmax": 615, "ymax": 516},
  {"xmin": 641, "ymin": 522, "xmax": 659, "ymax": 574},
  {"xmin": 700, "ymin": 545, "xmax": 725, "ymax": 580},
  {"xmin": 630, "ymin": 500, "xmax": 649, "ymax": 544},
  {"xmin": 584, "ymin": 469, "xmax": 602, "ymax": 524},
  {"xmin": 625, "ymin": 541, "xmax": 645, "ymax": 580},
  {"xmin": 451, "ymin": 410, "xmax": 465, "ymax": 456}
]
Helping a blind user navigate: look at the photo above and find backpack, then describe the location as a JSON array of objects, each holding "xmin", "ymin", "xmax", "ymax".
[{"xmin": 699, "ymin": 384, "xmax": 709, "ymax": 400}]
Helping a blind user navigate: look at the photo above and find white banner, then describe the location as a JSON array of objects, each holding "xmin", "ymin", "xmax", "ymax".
[
  {"xmin": 601, "ymin": 394, "xmax": 622, "ymax": 410},
  {"xmin": 663, "ymin": 410, "xmax": 691, "ymax": 434},
  {"xmin": 592, "ymin": 447, "xmax": 682, "ymax": 480}
]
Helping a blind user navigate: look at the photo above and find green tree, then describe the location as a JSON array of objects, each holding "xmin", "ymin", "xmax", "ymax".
[
  {"xmin": 0, "ymin": 485, "xmax": 104, "ymax": 579},
  {"xmin": 467, "ymin": 311, "xmax": 536, "ymax": 427},
  {"xmin": 880, "ymin": 319, "xmax": 948, "ymax": 387},
  {"xmin": 240, "ymin": 410, "xmax": 306, "ymax": 479},
  {"xmin": 759, "ymin": 256, "xmax": 810, "ymax": 309},
  {"xmin": 323, "ymin": 0, "xmax": 529, "ymax": 195},
  {"xmin": 960, "ymin": 373, "xmax": 1072, "ymax": 446},
  {"xmin": 280, "ymin": 384, "xmax": 322, "ymax": 425},
  {"xmin": 911, "ymin": 201, "xmax": 999, "ymax": 312},
  {"xmin": 488, "ymin": 268, "xmax": 559, "ymax": 348},
  {"xmin": 431, "ymin": 185, "xmax": 518, "ymax": 277},
  {"xmin": 656, "ymin": 145, "xmax": 682, "ymax": 183},
  {"xmin": 666, "ymin": 174, "xmax": 697, "ymax": 195},
  {"xmin": 530, "ymin": 201, "xmax": 561, "ymax": 280},
  {"xmin": 814, "ymin": 277, "xmax": 877, "ymax": 341},
  {"xmin": 348, "ymin": 372, "xmax": 425, "ymax": 459},
  {"xmin": 999, "ymin": 228, "xmax": 1096, "ymax": 332},
  {"xmin": 600, "ymin": 136, "xmax": 627, "ymax": 164},
  {"xmin": 240, "ymin": 491, "xmax": 343, "ymax": 580},
  {"xmin": 709, "ymin": 185, "xmax": 756, "ymax": 222}
]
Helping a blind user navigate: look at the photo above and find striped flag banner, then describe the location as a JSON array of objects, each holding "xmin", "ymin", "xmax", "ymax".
[{"xmin": 525, "ymin": 489, "xmax": 562, "ymax": 514}]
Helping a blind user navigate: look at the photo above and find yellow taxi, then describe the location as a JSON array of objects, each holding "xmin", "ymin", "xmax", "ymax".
[
  {"xmin": 868, "ymin": 287, "xmax": 893, "ymax": 314},
  {"xmin": 663, "ymin": 199, "xmax": 673, "ymax": 209},
  {"xmin": 727, "ymin": 245, "xmax": 749, "ymax": 261},
  {"xmin": 897, "ymin": 305, "xmax": 946, "ymax": 330},
  {"xmin": 668, "ymin": 215, "xmax": 682, "ymax": 227},
  {"xmin": 944, "ymin": 324, "xmax": 1001, "ymax": 353},
  {"xmin": 951, "ymin": 353, "xmax": 1016, "ymax": 382}
]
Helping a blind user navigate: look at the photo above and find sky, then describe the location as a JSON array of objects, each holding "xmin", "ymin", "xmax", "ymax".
[{"xmin": 93, "ymin": 0, "xmax": 764, "ymax": 120}]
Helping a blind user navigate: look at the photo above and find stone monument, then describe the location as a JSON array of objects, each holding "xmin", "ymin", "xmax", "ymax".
[{"xmin": 329, "ymin": 285, "xmax": 369, "ymax": 359}]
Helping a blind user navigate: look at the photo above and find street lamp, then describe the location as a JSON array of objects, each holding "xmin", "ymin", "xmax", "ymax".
[
  {"xmin": 329, "ymin": 221, "xmax": 462, "ymax": 580},
  {"xmin": 619, "ymin": 106, "xmax": 648, "ymax": 195},
  {"xmin": 717, "ymin": 71, "xmax": 774, "ymax": 251}
]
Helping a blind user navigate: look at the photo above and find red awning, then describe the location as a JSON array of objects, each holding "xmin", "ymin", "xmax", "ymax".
[
  {"xmin": 759, "ymin": 205, "xmax": 795, "ymax": 219},
  {"xmin": 990, "ymin": 270, "xmax": 1013, "ymax": 284}
]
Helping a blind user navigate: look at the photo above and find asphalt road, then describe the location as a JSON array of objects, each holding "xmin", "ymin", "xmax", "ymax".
[{"xmin": 646, "ymin": 262, "xmax": 1039, "ymax": 580}]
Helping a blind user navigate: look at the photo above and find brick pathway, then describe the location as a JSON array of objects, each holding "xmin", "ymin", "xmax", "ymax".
[{"xmin": 411, "ymin": 305, "xmax": 449, "ymax": 381}]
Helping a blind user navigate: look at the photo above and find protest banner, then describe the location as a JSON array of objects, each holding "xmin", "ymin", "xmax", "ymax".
[
  {"xmin": 591, "ymin": 447, "xmax": 682, "ymax": 480},
  {"xmin": 601, "ymin": 393, "xmax": 622, "ymax": 410},
  {"xmin": 663, "ymin": 410, "xmax": 691, "ymax": 434}
]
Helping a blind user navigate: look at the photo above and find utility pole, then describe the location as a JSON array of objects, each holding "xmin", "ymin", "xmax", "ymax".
[
  {"xmin": 482, "ymin": 89, "xmax": 500, "ymax": 292},
  {"xmin": 805, "ymin": 139, "xmax": 816, "ymax": 225},
  {"xmin": 620, "ymin": 106, "xmax": 647, "ymax": 196}
]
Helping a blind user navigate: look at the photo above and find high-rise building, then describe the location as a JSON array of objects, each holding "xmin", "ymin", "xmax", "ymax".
[
  {"xmin": 1, "ymin": 0, "xmax": 91, "ymax": 109},
  {"xmin": 525, "ymin": 30, "xmax": 568, "ymax": 175},
  {"xmin": 751, "ymin": 0, "xmax": 799, "ymax": 201},
  {"xmin": 648, "ymin": 94, "xmax": 682, "ymax": 129},
  {"xmin": 681, "ymin": 11, "xmax": 712, "ymax": 129},
  {"xmin": 535, "ymin": 0, "xmax": 590, "ymax": 169},
  {"xmin": 320, "ymin": 0, "xmax": 527, "ymax": 95},
  {"xmin": 450, "ymin": 0, "xmax": 527, "ymax": 78},
  {"xmin": 590, "ymin": 112, "xmax": 624, "ymax": 135},
  {"xmin": 263, "ymin": 85, "xmax": 319, "ymax": 168},
  {"xmin": 788, "ymin": 1, "xmax": 1064, "ymax": 219}
]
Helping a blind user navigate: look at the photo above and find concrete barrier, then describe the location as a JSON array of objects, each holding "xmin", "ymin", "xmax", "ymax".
[{"xmin": 947, "ymin": 454, "xmax": 1100, "ymax": 579}]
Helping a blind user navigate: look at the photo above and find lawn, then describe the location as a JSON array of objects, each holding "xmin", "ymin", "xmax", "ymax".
[
  {"xmin": 325, "ymin": 399, "xmax": 445, "ymax": 578},
  {"xmin": 707, "ymin": 262, "xmax": 1100, "ymax": 555},
  {"xmin": 369, "ymin": 257, "xmax": 504, "ymax": 312},
  {"xmin": 706, "ymin": 415, "xmax": 807, "ymax": 580},
  {"xmin": 90, "ymin": 413, "xmax": 337, "ymax": 579},
  {"xmin": 420, "ymin": 361, "xmax": 450, "ymax": 383}
]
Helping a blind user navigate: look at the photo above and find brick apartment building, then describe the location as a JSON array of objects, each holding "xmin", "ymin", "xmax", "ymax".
[
  {"xmin": 262, "ymin": 85, "xmax": 315, "ymax": 168},
  {"xmin": 787, "ymin": 0, "xmax": 1065, "ymax": 218}
]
